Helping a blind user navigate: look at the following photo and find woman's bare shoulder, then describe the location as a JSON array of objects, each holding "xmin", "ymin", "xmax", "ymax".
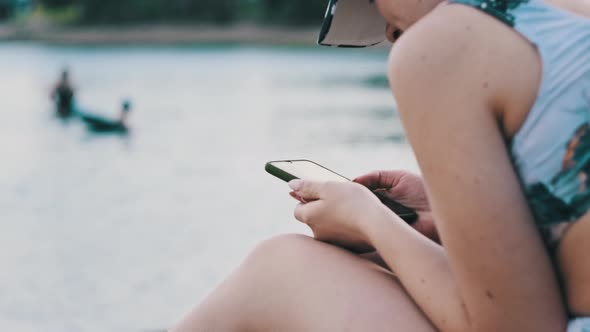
[{"xmin": 389, "ymin": 3, "xmax": 542, "ymax": 132}]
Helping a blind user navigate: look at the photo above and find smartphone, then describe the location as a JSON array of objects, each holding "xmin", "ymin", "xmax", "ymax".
[{"xmin": 265, "ymin": 159, "xmax": 418, "ymax": 224}]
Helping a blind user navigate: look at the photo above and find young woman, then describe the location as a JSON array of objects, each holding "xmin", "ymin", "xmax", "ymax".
[{"xmin": 172, "ymin": 0, "xmax": 590, "ymax": 330}]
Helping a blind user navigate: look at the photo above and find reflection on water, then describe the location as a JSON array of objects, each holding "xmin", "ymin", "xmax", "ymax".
[{"xmin": 0, "ymin": 43, "xmax": 418, "ymax": 332}]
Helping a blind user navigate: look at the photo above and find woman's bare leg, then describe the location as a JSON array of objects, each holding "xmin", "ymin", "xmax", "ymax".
[{"xmin": 171, "ymin": 234, "xmax": 436, "ymax": 332}]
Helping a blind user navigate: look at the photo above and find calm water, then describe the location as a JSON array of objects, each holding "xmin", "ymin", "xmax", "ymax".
[{"xmin": 0, "ymin": 42, "xmax": 418, "ymax": 332}]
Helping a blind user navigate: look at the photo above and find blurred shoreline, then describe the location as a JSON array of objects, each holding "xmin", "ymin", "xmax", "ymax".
[{"xmin": 0, "ymin": 23, "xmax": 324, "ymax": 45}]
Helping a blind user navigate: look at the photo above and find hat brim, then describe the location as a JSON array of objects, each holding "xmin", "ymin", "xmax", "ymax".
[{"xmin": 318, "ymin": 0, "xmax": 388, "ymax": 47}]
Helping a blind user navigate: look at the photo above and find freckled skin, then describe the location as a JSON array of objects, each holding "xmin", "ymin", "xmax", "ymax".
[{"xmin": 486, "ymin": 291, "xmax": 495, "ymax": 300}]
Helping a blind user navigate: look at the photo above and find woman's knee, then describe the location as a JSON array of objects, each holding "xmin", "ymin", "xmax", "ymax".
[
  {"xmin": 253, "ymin": 233, "xmax": 314, "ymax": 253},
  {"xmin": 234, "ymin": 234, "xmax": 436, "ymax": 332},
  {"xmin": 252, "ymin": 233, "xmax": 316, "ymax": 255},
  {"xmin": 241, "ymin": 234, "xmax": 324, "ymax": 275},
  {"xmin": 240, "ymin": 233, "xmax": 390, "ymax": 287},
  {"xmin": 176, "ymin": 234, "xmax": 435, "ymax": 332}
]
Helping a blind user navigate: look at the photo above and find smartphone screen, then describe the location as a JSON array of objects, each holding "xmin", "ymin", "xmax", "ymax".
[
  {"xmin": 265, "ymin": 160, "xmax": 418, "ymax": 224},
  {"xmin": 267, "ymin": 160, "xmax": 350, "ymax": 182}
]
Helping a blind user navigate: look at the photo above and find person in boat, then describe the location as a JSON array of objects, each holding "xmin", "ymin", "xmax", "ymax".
[
  {"xmin": 79, "ymin": 100, "xmax": 132, "ymax": 134},
  {"xmin": 51, "ymin": 69, "xmax": 75, "ymax": 118},
  {"xmin": 172, "ymin": 0, "xmax": 590, "ymax": 331}
]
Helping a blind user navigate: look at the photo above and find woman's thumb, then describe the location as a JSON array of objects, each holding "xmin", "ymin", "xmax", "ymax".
[{"xmin": 289, "ymin": 180, "xmax": 322, "ymax": 200}]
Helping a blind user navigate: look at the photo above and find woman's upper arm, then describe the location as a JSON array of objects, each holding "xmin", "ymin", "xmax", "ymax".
[{"xmin": 389, "ymin": 6, "xmax": 566, "ymax": 331}]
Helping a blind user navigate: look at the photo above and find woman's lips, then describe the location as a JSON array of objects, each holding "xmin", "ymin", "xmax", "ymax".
[
  {"xmin": 392, "ymin": 29, "xmax": 403, "ymax": 41},
  {"xmin": 386, "ymin": 24, "xmax": 403, "ymax": 43}
]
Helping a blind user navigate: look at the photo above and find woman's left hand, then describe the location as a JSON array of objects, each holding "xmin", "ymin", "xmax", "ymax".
[{"xmin": 289, "ymin": 179, "xmax": 389, "ymax": 253}]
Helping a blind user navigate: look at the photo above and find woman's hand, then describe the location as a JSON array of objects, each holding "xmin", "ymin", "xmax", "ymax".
[
  {"xmin": 289, "ymin": 180, "xmax": 390, "ymax": 253},
  {"xmin": 354, "ymin": 170, "xmax": 439, "ymax": 243}
]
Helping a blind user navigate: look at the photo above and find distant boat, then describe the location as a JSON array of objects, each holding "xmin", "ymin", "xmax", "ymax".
[{"xmin": 79, "ymin": 100, "xmax": 132, "ymax": 134}]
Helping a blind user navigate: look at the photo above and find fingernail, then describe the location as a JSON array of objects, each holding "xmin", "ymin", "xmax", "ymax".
[{"xmin": 288, "ymin": 179, "xmax": 303, "ymax": 191}]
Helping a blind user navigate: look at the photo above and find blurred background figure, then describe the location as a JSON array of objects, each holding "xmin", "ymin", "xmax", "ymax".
[
  {"xmin": 51, "ymin": 68, "xmax": 74, "ymax": 118},
  {"xmin": 79, "ymin": 100, "xmax": 132, "ymax": 134}
]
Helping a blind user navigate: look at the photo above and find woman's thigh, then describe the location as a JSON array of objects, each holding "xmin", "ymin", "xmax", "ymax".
[{"xmin": 175, "ymin": 234, "xmax": 436, "ymax": 332}]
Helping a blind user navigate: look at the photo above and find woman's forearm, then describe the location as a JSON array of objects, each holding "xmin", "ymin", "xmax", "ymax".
[{"xmin": 364, "ymin": 208, "xmax": 470, "ymax": 332}]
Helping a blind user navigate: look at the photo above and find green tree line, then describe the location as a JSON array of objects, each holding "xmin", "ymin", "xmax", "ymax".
[{"xmin": 39, "ymin": 0, "xmax": 327, "ymax": 25}]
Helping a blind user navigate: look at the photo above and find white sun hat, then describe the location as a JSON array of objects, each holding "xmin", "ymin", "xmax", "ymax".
[{"xmin": 318, "ymin": 0, "xmax": 388, "ymax": 47}]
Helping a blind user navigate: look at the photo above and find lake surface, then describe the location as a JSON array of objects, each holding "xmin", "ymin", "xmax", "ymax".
[{"xmin": 0, "ymin": 43, "xmax": 418, "ymax": 332}]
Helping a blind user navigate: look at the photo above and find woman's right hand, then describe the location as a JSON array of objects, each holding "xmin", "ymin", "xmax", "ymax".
[{"xmin": 354, "ymin": 170, "xmax": 439, "ymax": 243}]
